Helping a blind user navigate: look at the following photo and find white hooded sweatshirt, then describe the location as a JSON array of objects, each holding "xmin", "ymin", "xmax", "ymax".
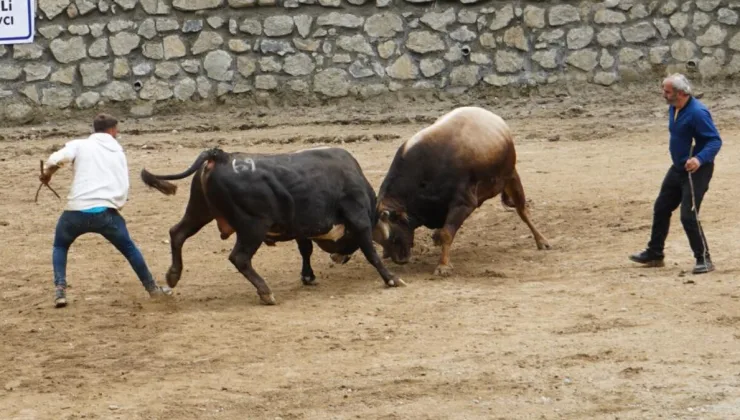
[{"xmin": 45, "ymin": 132, "xmax": 130, "ymax": 211}]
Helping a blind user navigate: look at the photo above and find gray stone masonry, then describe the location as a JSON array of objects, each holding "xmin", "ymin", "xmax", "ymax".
[{"xmin": 3, "ymin": 0, "xmax": 740, "ymax": 120}]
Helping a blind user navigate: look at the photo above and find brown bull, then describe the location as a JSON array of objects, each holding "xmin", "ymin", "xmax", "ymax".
[{"xmin": 372, "ymin": 106, "xmax": 551, "ymax": 276}]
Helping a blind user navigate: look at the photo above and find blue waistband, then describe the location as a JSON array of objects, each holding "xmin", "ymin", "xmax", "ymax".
[{"xmin": 80, "ymin": 207, "xmax": 109, "ymax": 213}]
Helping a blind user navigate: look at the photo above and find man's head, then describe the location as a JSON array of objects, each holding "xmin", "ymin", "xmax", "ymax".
[
  {"xmin": 93, "ymin": 113, "xmax": 119, "ymax": 138},
  {"xmin": 662, "ymin": 73, "xmax": 692, "ymax": 107}
]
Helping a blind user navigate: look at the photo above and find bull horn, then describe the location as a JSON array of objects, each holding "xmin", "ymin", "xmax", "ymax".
[
  {"xmin": 372, "ymin": 225, "xmax": 384, "ymax": 243},
  {"xmin": 380, "ymin": 210, "xmax": 390, "ymax": 222},
  {"xmin": 373, "ymin": 220, "xmax": 391, "ymax": 242}
]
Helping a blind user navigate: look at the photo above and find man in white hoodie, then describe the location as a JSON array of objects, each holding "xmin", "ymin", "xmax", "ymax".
[{"xmin": 40, "ymin": 113, "xmax": 172, "ymax": 308}]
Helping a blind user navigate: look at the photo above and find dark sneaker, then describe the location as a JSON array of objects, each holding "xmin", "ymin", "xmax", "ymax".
[
  {"xmin": 692, "ymin": 257, "xmax": 715, "ymax": 274},
  {"xmin": 149, "ymin": 285, "xmax": 173, "ymax": 299},
  {"xmin": 629, "ymin": 250, "xmax": 665, "ymax": 267},
  {"xmin": 54, "ymin": 288, "xmax": 67, "ymax": 308}
]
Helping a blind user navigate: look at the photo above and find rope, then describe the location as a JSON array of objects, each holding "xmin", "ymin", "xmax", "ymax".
[{"xmin": 688, "ymin": 143, "xmax": 710, "ymax": 265}]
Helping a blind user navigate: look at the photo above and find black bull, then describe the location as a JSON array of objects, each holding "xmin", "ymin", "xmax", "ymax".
[{"xmin": 140, "ymin": 147, "xmax": 405, "ymax": 305}]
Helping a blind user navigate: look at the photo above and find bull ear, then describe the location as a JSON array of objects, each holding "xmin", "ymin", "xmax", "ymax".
[{"xmin": 380, "ymin": 210, "xmax": 390, "ymax": 222}]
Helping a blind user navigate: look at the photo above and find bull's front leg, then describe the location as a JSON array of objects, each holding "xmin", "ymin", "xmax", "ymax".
[
  {"xmin": 340, "ymin": 200, "xmax": 405, "ymax": 288},
  {"xmin": 166, "ymin": 214, "xmax": 213, "ymax": 288},
  {"xmin": 229, "ymin": 236, "xmax": 276, "ymax": 305},
  {"xmin": 433, "ymin": 200, "xmax": 476, "ymax": 278},
  {"xmin": 296, "ymin": 239, "xmax": 317, "ymax": 285},
  {"xmin": 357, "ymin": 231, "xmax": 405, "ymax": 287}
]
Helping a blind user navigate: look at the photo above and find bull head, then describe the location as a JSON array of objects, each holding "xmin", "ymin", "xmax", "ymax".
[{"xmin": 373, "ymin": 209, "xmax": 414, "ymax": 265}]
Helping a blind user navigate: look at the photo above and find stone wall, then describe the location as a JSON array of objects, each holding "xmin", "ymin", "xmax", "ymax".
[{"xmin": 2, "ymin": 0, "xmax": 740, "ymax": 122}]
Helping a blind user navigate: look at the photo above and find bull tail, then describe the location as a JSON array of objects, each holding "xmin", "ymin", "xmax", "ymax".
[
  {"xmin": 140, "ymin": 148, "xmax": 224, "ymax": 196},
  {"xmin": 500, "ymin": 170, "xmax": 523, "ymax": 210}
]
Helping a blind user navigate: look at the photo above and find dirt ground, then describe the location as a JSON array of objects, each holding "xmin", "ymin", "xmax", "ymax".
[{"xmin": 1, "ymin": 84, "xmax": 739, "ymax": 420}]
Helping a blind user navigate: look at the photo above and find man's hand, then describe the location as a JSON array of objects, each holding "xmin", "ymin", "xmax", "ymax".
[
  {"xmin": 685, "ymin": 157, "xmax": 701, "ymax": 173},
  {"xmin": 39, "ymin": 164, "xmax": 59, "ymax": 184},
  {"xmin": 39, "ymin": 172, "xmax": 52, "ymax": 185}
]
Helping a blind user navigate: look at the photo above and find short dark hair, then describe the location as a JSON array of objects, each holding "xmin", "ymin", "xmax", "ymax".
[{"xmin": 93, "ymin": 113, "xmax": 118, "ymax": 133}]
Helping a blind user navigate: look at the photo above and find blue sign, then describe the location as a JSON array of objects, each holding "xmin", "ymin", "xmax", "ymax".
[{"xmin": 0, "ymin": 0, "xmax": 35, "ymax": 45}]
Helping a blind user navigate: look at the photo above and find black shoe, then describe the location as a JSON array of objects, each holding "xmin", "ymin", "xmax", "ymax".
[
  {"xmin": 692, "ymin": 257, "xmax": 715, "ymax": 274},
  {"xmin": 54, "ymin": 288, "xmax": 67, "ymax": 308},
  {"xmin": 629, "ymin": 250, "xmax": 665, "ymax": 267}
]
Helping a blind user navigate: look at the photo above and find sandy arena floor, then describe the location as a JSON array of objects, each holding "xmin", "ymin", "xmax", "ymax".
[{"xmin": 1, "ymin": 85, "xmax": 739, "ymax": 419}]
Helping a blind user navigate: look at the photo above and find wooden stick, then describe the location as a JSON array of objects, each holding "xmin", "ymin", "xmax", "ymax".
[{"xmin": 35, "ymin": 159, "xmax": 61, "ymax": 203}]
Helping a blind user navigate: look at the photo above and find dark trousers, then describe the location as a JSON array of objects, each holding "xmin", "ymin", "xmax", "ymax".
[
  {"xmin": 647, "ymin": 163, "xmax": 714, "ymax": 261},
  {"xmin": 52, "ymin": 208, "xmax": 156, "ymax": 291}
]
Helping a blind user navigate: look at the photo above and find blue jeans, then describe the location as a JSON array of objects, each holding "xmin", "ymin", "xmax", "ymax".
[{"xmin": 52, "ymin": 208, "xmax": 156, "ymax": 292}]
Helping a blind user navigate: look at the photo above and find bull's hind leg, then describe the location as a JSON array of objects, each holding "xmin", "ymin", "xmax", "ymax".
[
  {"xmin": 340, "ymin": 200, "xmax": 405, "ymax": 288},
  {"xmin": 296, "ymin": 239, "xmax": 317, "ymax": 285},
  {"xmin": 229, "ymin": 236, "xmax": 276, "ymax": 305},
  {"xmin": 166, "ymin": 210, "xmax": 214, "ymax": 288},
  {"xmin": 504, "ymin": 170, "xmax": 550, "ymax": 250},
  {"xmin": 166, "ymin": 173, "xmax": 215, "ymax": 288}
]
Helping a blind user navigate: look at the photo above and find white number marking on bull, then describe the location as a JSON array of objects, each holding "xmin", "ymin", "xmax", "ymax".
[{"xmin": 232, "ymin": 158, "xmax": 256, "ymax": 173}]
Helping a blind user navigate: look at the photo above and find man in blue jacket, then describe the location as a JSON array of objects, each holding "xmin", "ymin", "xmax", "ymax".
[{"xmin": 629, "ymin": 73, "xmax": 722, "ymax": 274}]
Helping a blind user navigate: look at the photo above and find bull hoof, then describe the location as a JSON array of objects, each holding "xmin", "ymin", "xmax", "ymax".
[
  {"xmin": 433, "ymin": 264, "xmax": 454, "ymax": 277},
  {"xmin": 165, "ymin": 268, "xmax": 181, "ymax": 288},
  {"xmin": 386, "ymin": 276, "xmax": 407, "ymax": 287},
  {"xmin": 537, "ymin": 241, "xmax": 552, "ymax": 250},
  {"xmin": 330, "ymin": 253, "xmax": 352, "ymax": 264},
  {"xmin": 301, "ymin": 274, "xmax": 317, "ymax": 286},
  {"xmin": 259, "ymin": 293, "xmax": 276, "ymax": 305}
]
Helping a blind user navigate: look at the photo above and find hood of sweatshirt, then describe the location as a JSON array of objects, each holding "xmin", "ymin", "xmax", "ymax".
[{"xmin": 89, "ymin": 132, "xmax": 124, "ymax": 152}]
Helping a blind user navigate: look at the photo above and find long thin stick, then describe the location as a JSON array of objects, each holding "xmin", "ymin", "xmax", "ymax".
[
  {"xmin": 34, "ymin": 160, "xmax": 61, "ymax": 203},
  {"xmin": 688, "ymin": 144, "xmax": 709, "ymax": 264}
]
